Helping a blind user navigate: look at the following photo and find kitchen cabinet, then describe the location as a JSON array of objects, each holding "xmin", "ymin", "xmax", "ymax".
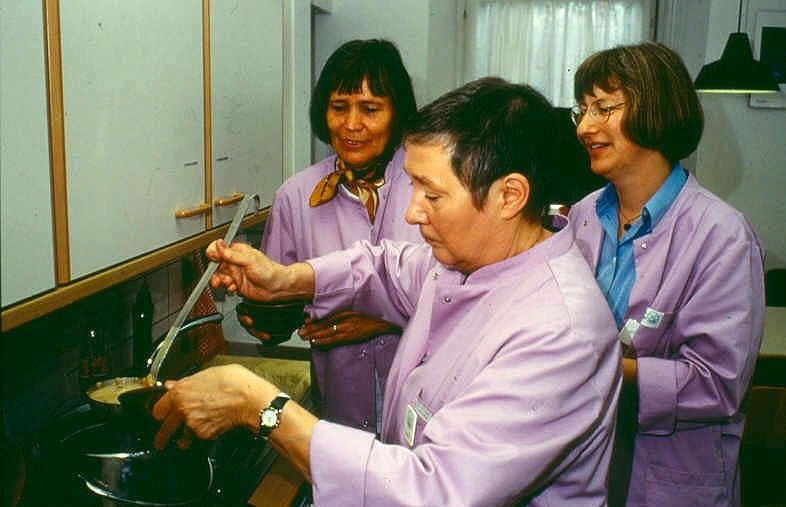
[
  {"xmin": 60, "ymin": 1, "xmax": 206, "ymax": 279},
  {"xmin": 210, "ymin": 0, "xmax": 284, "ymax": 226},
  {"xmin": 1, "ymin": 0, "xmax": 285, "ymax": 328},
  {"xmin": 61, "ymin": 0, "xmax": 285, "ymax": 279},
  {"xmin": 0, "ymin": 1, "xmax": 57, "ymax": 307}
]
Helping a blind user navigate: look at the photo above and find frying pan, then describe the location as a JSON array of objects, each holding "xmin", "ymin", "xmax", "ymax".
[{"xmin": 85, "ymin": 312, "xmax": 224, "ymax": 418}]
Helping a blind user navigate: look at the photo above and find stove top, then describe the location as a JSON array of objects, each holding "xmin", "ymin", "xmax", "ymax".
[{"xmin": 16, "ymin": 404, "xmax": 277, "ymax": 506}]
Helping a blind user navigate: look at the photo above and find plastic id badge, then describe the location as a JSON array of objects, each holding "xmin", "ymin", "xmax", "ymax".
[{"xmin": 404, "ymin": 404, "xmax": 417, "ymax": 447}]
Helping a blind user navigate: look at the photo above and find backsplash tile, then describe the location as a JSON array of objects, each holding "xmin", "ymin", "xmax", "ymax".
[{"xmin": 1, "ymin": 251, "xmax": 214, "ymax": 443}]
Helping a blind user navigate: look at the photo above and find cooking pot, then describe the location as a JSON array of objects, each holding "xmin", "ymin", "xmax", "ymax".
[
  {"xmin": 18, "ymin": 404, "xmax": 270, "ymax": 506},
  {"xmin": 63, "ymin": 419, "xmax": 215, "ymax": 506}
]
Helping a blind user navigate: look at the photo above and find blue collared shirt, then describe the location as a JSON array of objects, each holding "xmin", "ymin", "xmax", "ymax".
[{"xmin": 595, "ymin": 164, "xmax": 688, "ymax": 328}]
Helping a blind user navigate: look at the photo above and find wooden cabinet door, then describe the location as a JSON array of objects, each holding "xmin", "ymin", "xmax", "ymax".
[
  {"xmin": 60, "ymin": 0, "xmax": 205, "ymax": 279},
  {"xmin": 210, "ymin": 0, "xmax": 284, "ymax": 226},
  {"xmin": 0, "ymin": 1, "xmax": 56, "ymax": 306}
]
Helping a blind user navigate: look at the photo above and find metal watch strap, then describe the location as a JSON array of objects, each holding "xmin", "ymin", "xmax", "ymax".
[{"xmin": 258, "ymin": 392, "xmax": 291, "ymax": 439}]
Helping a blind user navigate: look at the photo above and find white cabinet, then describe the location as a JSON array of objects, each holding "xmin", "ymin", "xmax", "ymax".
[
  {"xmin": 210, "ymin": 0, "xmax": 284, "ymax": 226},
  {"xmin": 0, "ymin": 1, "xmax": 56, "ymax": 306},
  {"xmin": 1, "ymin": 1, "xmax": 287, "ymax": 319},
  {"xmin": 60, "ymin": 1, "xmax": 205, "ymax": 279}
]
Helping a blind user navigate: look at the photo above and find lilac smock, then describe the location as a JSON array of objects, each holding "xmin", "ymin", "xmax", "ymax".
[
  {"xmin": 261, "ymin": 148, "xmax": 423, "ymax": 432},
  {"xmin": 306, "ymin": 228, "xmax": 622, "ymax": 506},
  {"xmin": 569, "ymin": 174, "xmax": 765, "ymax": 507}
]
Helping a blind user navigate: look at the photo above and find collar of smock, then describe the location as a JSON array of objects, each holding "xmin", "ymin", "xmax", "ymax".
[
  {"xmin": 446, "ymin": 226, "xmax": 574, "ymax": 285},
  {"xmin": 595, "ymin": 163, "xmax": 688, "ymax": 233}
]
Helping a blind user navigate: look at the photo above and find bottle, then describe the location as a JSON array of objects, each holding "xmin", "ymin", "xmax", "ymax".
[
  {"xmin": 79, "ymin": 327, "xmax": 94, "ymax": 389},
  {"xmin": 132, "ymin": 281, "xmax": 154, "ymax": 376},
  {"xmin": 86, "ymin": 326, "xmax": 109, "ymax": 381}
]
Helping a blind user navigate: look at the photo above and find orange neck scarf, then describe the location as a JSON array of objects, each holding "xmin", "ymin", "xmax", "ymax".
[{"xmin": 309, "ymin": 159, "xmax": 386, "ymax": 223}]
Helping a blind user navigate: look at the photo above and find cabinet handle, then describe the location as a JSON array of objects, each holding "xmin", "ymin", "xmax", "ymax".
[
  {"xmin": 174, "ymin": 203, "xmax": 211, "ymax": 218},
  {"xmin": 213, "ymin": 192, "xmax": 244, "ymax": 207}
]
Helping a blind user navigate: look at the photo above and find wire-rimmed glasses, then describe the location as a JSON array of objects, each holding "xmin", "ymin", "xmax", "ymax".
[{"xmin": 570, "ymin": 101, "xmax": 626, "ymax": 126}]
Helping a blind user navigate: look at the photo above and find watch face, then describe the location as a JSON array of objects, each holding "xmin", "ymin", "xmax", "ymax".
[{"xmin": 261, "ymin": 409, "xmax": 278, "ymax": 426}]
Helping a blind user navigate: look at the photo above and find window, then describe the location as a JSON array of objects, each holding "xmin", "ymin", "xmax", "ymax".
[{"xmin": 464, "ymin": 0, "xmax": 655, "ymax": 106}]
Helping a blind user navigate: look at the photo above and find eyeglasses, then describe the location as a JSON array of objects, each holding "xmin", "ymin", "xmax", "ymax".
[{"xmin": 570, "ymin": 101, "xmax": 626, "ymax": 126}]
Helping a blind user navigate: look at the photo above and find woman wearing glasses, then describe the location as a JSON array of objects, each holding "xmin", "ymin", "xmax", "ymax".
[{"xmin": 568, "ymin": 42, "xmax": 765, "ymax": 507}]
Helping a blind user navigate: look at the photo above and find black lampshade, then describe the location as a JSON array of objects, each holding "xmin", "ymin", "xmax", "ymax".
[{"xmin": 695, "ymin": 33, "xmax": 780, "ymax": 94}]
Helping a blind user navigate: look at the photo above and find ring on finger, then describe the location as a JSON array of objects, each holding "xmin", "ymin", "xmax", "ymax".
[{"xmin": 332, "ymin": 324, "xmax": 338, "ymax": 332}]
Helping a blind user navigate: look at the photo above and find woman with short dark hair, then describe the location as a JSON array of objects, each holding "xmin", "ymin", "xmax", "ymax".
[
  {"xmin": 154, "ymin": 78, "xmax": 622, "ymax": 506},
  {"xmin": 569, "ymin": 42, "xmax": 765, "ymax": 507}
]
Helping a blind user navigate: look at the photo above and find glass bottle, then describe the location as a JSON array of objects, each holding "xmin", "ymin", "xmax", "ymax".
[{"xmin": 132, "ymin": 281, "xmax": 154, "ymax": 376}]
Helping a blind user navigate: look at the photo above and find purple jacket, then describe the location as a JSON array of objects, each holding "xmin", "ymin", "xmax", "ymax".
[
  {"xmin": 261, "ymin": 148, "xmax": 423, "ymax": 432},
  {"xmin": 569, "ymin": 174, "xmax": 765, "ymax": 507},
  {"xmin": 307, "ymin": 230, "xmax": 621, "ymax": 506}
]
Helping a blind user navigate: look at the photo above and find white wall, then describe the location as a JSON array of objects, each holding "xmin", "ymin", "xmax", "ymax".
[
  {"xmin": 313, "ymin": 0, "xmax": 460, "ymax": 106},
  {"xmin": 311, "ymin": 0, "xmax": 461, "ymax": 160},
  {"xmin": 690, "ymin": 0, "xmax": 786, "ymax": 270},
  {"xmin": 312, "ymin": 0, "xmax": 785, "ymax": 270}
]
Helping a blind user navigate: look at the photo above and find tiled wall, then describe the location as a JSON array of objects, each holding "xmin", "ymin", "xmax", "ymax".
[
  {"xmin": 1, "ymin": 256, "xmax": 192, "ymax": 441},
  {"xmin": 0, "ymin": 225, "xmax": 294, "ymax": 443}
]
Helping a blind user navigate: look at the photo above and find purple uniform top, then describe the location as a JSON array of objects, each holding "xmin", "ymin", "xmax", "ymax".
[
  {"xmin": 262, "ymin": 148, "xmax": 423, "ymax": 432},
  {"xmin": 306, "ymin": 229, "xmax": 622, "ymax": 506},
  {"xmin": 570, "ymin": 174, "xmax": 765, "ymax": 507}
]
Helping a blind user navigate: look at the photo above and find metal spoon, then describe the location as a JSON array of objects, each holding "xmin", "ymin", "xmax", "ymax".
[{"xmin": 147, "ymin": 194, "xmax": 260, "ymax": 382}]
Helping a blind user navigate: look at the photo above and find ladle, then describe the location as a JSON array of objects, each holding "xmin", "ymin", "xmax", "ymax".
[{"xmin": 147, "ymin": 194, "xmax": 260, "ymax": 382}]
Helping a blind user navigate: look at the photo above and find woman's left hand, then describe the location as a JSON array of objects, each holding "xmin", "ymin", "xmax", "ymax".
[{"xmin": 299, "ymin": 310, "xmax": 402, "ymax": 348}]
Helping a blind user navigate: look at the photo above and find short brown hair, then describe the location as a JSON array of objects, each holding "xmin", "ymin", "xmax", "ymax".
[{"xmin": 574, "ymin": 42, "xmax": 703, "ymax": 163}]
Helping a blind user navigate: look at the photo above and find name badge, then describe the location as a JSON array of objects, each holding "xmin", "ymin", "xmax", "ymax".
[
  {"xmin": 641, "ymin": 307, "xmax": 664, "ymax": 329},
  {"xmin": 618, "ymin": 319, "xmax": 640, "ymax": 346},
  {"xmin": 404, "ymin": 404, "xmax": 417, "ymax": 447}
]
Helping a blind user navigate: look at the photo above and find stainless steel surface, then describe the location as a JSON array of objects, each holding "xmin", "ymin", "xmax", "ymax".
[{"xmin": 148, "ymin": 195, "xmax": 259, "ymax": 381}]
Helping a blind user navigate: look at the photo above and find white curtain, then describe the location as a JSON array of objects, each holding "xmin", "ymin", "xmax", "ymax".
[{"xmin": 464, "ymin": 0, "xmax": 655, "ymax": 107}]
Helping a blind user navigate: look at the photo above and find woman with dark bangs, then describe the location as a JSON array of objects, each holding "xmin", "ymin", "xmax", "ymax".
[{"xmin": 240, "ymin": 39, "xmax": 423, "ymax": 434}]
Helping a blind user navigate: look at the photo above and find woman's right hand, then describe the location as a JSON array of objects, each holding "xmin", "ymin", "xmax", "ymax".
[
  {"xmin": 206, "ymin": 239, "xmax": 315, "ymax": 303},
  {"xmin": 207, "ymin": 240, "xmax": 279, "ymax": 300}
]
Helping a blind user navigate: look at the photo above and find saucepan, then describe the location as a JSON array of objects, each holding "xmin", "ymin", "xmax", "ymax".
[
  {"xmin": 62, "ymin": 418, "xmax": 215, "ymax": 506},
  {"xmin": 85, "ymin": 193, "xmax": 259, "ymax": 422},
  {"xmin": 85, "ymin": 312, "xmax": 224, "ymax": 421}
]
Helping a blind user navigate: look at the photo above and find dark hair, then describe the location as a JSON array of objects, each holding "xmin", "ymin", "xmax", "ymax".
[
  {"xmin": 310, "ymin": 39, "xmax": 417, "ymax": 151},
  {"xmin": 574, "ymin": 42, "xmax": 703, "ymax": 163},
  {"xmin": 404, "ymin": 77, "xmax": 558, "ymax": 221}
]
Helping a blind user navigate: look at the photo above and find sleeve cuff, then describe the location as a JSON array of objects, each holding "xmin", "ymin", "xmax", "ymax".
[
  {"xmin": 636, "ymin": 356, "xmax": 678, "ymax": 434},
  {"xmin": 310, "ymin": 420, "xmax": 376, "ymax": 505}
]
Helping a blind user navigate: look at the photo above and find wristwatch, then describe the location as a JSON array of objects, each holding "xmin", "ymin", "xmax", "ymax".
[{"xmin": 258, "ymin": 392, "xmax": 291, "ymax": 439}]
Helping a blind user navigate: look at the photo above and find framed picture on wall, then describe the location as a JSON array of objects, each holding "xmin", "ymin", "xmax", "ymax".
[{"xmin": 748, "ymin": 8, "xmax": 786, "ymax": 109}]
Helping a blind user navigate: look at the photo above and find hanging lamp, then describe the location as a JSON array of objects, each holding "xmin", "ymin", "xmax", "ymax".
[{"xmin": 694, "ymin": 0, "xmax": 779, "ymax": 94}]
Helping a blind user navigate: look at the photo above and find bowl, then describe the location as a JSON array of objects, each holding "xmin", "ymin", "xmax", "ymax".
[{"xmin": 236, "ymin": 300, "xmax": 306, "ymax": 346}]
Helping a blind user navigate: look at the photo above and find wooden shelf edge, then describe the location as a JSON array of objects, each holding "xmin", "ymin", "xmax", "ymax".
[{"xmin": 1, "ymin": 209, "xmax": 268, "ymax": 332}]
